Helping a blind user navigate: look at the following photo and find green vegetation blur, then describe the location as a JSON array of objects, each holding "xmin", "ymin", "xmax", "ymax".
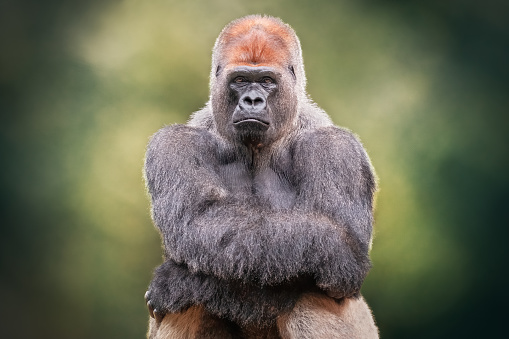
[{"xmin": 1, "ymin": 0, "xmax": 508, "ymax": 338}]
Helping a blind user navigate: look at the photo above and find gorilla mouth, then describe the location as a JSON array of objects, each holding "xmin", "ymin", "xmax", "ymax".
[
  {"xmin": 233, "ymin": 118, "xmax": 270, "ymax": 128},
  {"xmin": 233, "ymin": 118, "xmax": 270, "ymax": 133}
]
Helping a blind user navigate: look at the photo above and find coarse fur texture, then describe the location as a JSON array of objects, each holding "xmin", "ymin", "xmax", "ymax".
[{"xmin": 144, "ymin": 15, "xmax": 379, "ymax": 338}]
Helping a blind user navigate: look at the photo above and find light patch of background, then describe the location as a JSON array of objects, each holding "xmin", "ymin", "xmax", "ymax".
[{"xmin": 1, "ymin": 0, "xmax": 507, "ymax": 338}]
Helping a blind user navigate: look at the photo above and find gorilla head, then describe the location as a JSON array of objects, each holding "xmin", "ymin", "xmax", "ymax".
[{"xmin": 209, "ymin": 16, "xmax": 307, "ymax": 149}]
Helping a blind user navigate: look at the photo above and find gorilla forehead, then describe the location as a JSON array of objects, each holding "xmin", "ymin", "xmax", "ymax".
[{"xmin": 210, "ymin": 15, "xmax": 307, "ymax": 96}]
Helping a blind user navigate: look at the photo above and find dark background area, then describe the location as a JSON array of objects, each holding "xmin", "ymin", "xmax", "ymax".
[{"xmin": 1, "ymin": 0, "xmax": 508, "ymax": 338}]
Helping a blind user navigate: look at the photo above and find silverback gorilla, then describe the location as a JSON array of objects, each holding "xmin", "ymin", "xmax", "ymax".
[{"xmin": 144, "ymin": 15, "xmax": 379, "ymax": 338}]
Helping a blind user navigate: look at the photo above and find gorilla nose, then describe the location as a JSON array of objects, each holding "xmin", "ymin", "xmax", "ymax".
[{"xmin": 240, "ymin": 91, "xmax": 266, "ymax": 112}]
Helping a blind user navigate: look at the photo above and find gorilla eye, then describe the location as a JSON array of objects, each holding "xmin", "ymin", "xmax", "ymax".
[
  {"xmin": 261, "ymin": 77, "xmax": 274, "ymax": 84},
  {"xmin": 234, "ymin": 77, "xmax": 247, "ymax": 83}
]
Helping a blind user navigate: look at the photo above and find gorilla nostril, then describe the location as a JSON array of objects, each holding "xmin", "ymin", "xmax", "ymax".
[
  {"xmin": 244, "ymin": 97, "xmax": 253, "ymax": 105},
  {"xmin": 254, "ymin": 98, "xmax": 264, "ymax": 106}
]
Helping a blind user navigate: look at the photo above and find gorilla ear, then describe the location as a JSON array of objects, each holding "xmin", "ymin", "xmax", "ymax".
[
  {"xmin": 289, "ymin": 65, "xmax": 296, "ymax": 80},
  {"xmin": 216, "ymin": 65, "xmax": 222, "ymax": 77}
]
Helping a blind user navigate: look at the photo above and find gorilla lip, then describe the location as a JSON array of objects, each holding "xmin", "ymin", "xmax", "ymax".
[{"xmin": 233, "ymin": 118, "xmax": 270, "ymax": 127}]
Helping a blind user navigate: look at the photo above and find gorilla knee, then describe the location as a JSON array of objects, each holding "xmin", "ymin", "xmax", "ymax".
[
  {"xmin": 147, "ymin": 306, "xmax": 238, "ymax": 339},
  {"xmin": 277, "ymin": 293, "xmax": 379, "ymax": 339}
]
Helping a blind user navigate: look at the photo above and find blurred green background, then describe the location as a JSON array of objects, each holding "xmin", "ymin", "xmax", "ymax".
[{"xmin": 1, "ymin": 0, "xmax": 508, "ymax": 338}]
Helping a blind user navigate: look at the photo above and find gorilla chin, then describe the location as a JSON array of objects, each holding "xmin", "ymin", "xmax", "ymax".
[{"xmin": 233, "ymin": 118, "xmax": 270, "ymax": 147}]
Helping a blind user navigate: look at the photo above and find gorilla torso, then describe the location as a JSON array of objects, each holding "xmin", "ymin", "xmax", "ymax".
[
  {"xmin": 217, "ymin": 159, "xmax": 297, "ymax": 211},
  {"xmin": 189, "ymin": 103, "xmax": 331, "ymax": 212}
]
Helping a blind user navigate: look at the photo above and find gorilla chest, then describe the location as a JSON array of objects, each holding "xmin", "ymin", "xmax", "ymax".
[{"xmin": 217, "ymin": 161, "xmax": 296, "ymax": 210}]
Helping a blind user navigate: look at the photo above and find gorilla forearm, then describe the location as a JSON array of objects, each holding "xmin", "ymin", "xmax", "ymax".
[
  {"xmin": 153, "ymin": 203, "xmax": 370, "ymax": 296},
  {"xmin": 147, "ymin": 260, "xmax": 307, "ymax": 326}
]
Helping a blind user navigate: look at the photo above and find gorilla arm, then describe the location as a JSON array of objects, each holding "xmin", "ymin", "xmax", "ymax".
[
  {"xmin": 291, "ymin": 126, "xmax": 376, "ymax": 296},
  {"xmin": 144, "ymin": 124, "xmax": 228, "ymax": 219},
  {"xmin": 145, "ymin": 124, "xmax": 376, "ymax": 298}
]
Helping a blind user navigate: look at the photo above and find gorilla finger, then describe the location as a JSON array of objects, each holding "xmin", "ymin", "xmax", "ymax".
[
  {"xmin": 325, "ymin": 290, "xmax": 345, "ymax": 300},
  {"xmin": 147, "ymin": 300, "xmax": 155, "ymax": 318},
  {"xmin": 154, "ymin": 309, "xmax": 166, "ymax": 323}
]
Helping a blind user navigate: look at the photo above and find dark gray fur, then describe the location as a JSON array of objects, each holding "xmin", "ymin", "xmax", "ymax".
[{"xmin": 144, "ymin": 14, "xmax": 377, "ymax": 333}]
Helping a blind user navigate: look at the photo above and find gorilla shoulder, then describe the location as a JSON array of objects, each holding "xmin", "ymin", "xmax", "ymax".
[
  {"xmin": 147, "ymin": 124, "xmax": 219, "ymax": 160},
  {"xmin": 295, "ymin": 126, "xmax": 370, "ymax": 165},
  {"xmin": 145, "ymin": 124, "xmax": 224, "ymax": 200}
]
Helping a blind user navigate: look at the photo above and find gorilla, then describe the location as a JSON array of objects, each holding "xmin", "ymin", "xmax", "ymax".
[{"xmin": 144, "ymin": 15, "xmax": 379, "ymax": 338}]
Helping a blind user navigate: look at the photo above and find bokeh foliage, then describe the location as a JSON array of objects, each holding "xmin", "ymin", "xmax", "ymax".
[{"xmin": 1, "ymin": 0, "xmax": 508, "ymax": 338}]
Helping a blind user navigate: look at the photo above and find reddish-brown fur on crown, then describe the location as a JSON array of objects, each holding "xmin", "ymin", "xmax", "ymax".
[{"xmin": 219, "ymin": 16, "xmax": 294, "ymax": 68}]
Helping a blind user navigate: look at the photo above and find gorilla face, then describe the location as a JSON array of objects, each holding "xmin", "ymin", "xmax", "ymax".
[
  {"xmin": 213, "ymin": 64, "xmax": 298, "ymax": 150},
  {"xmin": 228, "ymin": 66, "xmax": 278, "ymax": 148}
]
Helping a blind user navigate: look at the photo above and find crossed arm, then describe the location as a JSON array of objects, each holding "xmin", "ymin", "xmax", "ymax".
[{"xmin": 144, "ymin": 124, "xmax": 376, "ymax": 322}]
